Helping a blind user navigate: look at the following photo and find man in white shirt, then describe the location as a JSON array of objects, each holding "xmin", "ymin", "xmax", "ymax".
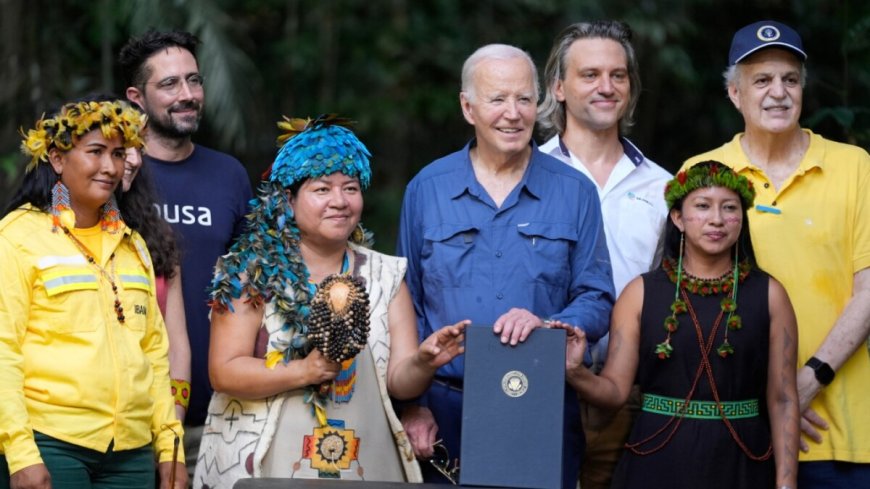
[{"xmin": 537, "ymin": 20, "xmax": 671, "ymax": 489}]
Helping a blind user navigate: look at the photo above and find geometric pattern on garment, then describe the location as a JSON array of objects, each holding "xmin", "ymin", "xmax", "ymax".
[
  {"xmin": 201, "ymin": 396, "xmax": 271, "ymax": 475},
  {"xmin": 641, "ymin": 393, "xmax": 760, "ymax": 420},
  {"xmin": 301, "ymin": 424, "xmax": 360, "ymax": 477},
  {"xmin": 192, "ymin": 245, "xmax": 422, "ymax": 487}
]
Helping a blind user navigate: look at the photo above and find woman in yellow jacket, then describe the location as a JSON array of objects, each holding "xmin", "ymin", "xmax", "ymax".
[{"xmin": 0, "ymin": 100, "xmax": 185, "ymax": 489}]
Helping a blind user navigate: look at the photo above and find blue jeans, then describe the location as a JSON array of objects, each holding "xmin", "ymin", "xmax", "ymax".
[
  {"xmin": 799, "ymin": 461, "xmax": 870, "ymax": 489},
  {"xmin": 1, "ymin": 432, "xmax": 154, "ymax": 489}
]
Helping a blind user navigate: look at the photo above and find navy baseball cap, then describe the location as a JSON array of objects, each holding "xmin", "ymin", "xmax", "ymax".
[{"xmin": 729, "ymin": 21, "xmax": 807, "ymax": 65}]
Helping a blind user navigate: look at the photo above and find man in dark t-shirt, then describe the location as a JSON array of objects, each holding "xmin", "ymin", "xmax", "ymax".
[{"xmin": 119, "ymin": 29, "xmax": 252, "ymax": 478}]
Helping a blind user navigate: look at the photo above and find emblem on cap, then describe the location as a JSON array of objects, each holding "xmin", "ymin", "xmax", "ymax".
[
  {"xmin": 501, "ymin": 370, "xmax": 529, "ymax": 397},
  {"xmin": 756, "ymin": 25, "xmax": 781, "ymax": 42}
]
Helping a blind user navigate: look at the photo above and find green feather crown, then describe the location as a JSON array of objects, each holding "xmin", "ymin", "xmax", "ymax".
[{"xmin": 665, "ymin": 160, "xmax": 756, "ymax": 210}]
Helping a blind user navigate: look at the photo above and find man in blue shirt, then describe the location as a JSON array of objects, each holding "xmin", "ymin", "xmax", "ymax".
[{"xmin": 397, "ymin": 43, "xmax": 615, "ymax": 488}]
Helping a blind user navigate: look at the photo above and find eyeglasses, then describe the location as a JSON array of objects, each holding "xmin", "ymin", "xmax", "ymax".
[
  {"xmin": 146, "ymin": 74, "xmax": 204, "ymax": 96},
  {"xmin": 429, "ymin": 440, "xmax": 460, "ymax": 485}
]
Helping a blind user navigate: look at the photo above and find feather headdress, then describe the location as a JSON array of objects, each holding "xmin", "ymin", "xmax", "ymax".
[
  {"xmin": 665, "ymin": 161, "xmax": 755, "ymax": 210},
  {"xmin": 266, "ymin": 114, "xmax": 372, "ymax": 189},
  {"xmin": 20, "ymin": 100, "xmax": 146, "ymax": 173},
  {"xmin": 209, "ymin": 116, "xmax": 373, "ymax": 415}
]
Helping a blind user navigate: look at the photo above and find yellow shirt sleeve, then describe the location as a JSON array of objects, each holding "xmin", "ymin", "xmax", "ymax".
[
  {"xmin": 132, "ymin": 234, "xmax": 186, "ymax": 463},
  {"xmin": 0, "ymin": 235, "xmax": 44, "ymax": 474}
]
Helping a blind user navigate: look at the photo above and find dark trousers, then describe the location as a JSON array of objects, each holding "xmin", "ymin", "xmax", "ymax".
[
  {"xmin": 423, "ymin": 379, "xmax": 583, "ymax": 489},
  {"xmin": 798, "ymin": 461, "xmax": 870, "ymax": 489},
  {"xmin": 1, "ymin": 432, "xmax": 154, "ymax": 489}
]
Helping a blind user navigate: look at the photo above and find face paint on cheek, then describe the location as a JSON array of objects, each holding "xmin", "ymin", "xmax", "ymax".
[{"xmin": 724, "ymin": 216, "xmax": 741, "ymax": 224}]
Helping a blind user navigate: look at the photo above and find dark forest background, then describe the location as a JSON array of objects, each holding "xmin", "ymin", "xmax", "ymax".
[{"xmin": 2, "ymin": 0, "xmax": 868, "ymax": 253}]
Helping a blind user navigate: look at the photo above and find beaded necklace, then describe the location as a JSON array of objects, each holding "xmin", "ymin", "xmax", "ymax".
[
  {"xmin": 62, "ymin": 226, "xmax": 125, "ymax": 324},
  {"xmin": 655, "ymin": 246, "xmax": 751, "ymax": 360}
]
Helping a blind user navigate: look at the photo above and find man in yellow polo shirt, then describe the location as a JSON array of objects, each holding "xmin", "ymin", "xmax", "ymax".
[{"xmin": 685, "ymin": 20, "xmax": 870, "ymax": 489}]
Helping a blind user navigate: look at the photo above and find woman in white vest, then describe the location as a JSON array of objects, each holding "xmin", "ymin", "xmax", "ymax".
[{"xmin": 193, "ymin": 115, "xmax": 467, "ymax": 488}]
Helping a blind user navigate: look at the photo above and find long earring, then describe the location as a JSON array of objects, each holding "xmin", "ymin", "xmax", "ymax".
[
  {"xmin": 100, "ymin": 194, "xmax": 122, "ymax": 233},
  {"xmin": 50, "ymin": 179, "xmax": 72, "ymax": 232},
  {"xmin": 717, "ymin": 241, "xmax": 743, "ymax": 358},
  {"xmin": 656, "ymin": 231, "xmax": 686, "ymax": 360},
  {"xmin": 678, "ymin": 231, "xmax": 685, "ymax": 262},
  {"xmin": 350, "ymin": 223, "xmax": 373, "ymax": 248}
]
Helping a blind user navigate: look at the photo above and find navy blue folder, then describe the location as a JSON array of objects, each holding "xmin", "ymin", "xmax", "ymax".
[{"xmin": 460, "ymin": 325, "xmax": 566, "ymax": 489}]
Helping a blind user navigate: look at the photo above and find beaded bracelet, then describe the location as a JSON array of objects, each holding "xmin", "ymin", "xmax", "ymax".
[{"xmin": 170, "ymin": 379, "xmax": 191, "ymax": 409}]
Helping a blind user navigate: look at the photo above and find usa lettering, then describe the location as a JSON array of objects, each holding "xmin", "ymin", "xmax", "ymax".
[{"xmin": 154, "ymin": 204, "xmax": 212, "ymax": 226}]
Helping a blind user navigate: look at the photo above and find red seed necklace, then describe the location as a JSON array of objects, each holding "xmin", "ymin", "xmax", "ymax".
[{"xmin": 62, "ymin": 227, "xmax": 126, "ymax": 324}]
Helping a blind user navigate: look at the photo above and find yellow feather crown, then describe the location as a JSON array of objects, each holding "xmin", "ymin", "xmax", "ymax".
[{"xmin": 20, "ymin": 100, "xmax": 147, "ymax": 173}]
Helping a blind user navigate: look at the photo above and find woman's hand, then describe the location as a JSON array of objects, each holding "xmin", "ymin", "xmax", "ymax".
[
  {"xmin": 418, "ymin": 320, "xmax": 469, "ymax": 370},
  {"xmin": 301, "ymin": 348, "xmax": 342, "ymax": 385},
  {"xmin": 548, "ymin": 320, "xmax": 588, "ymax": 373},
  {"xmin": 158, "ymin": 461, "xmax": 188, "ymax": 489},
  {"xmin": 10, "ymin": 464, "xmax": 51, "ymax": 489}
]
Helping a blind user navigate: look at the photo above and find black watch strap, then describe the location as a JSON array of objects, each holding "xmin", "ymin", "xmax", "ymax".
[{"xmin": 805, "ymin": 356, "xmax": 835, "ymax": 386}]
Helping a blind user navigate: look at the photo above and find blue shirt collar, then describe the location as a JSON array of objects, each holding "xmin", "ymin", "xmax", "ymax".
[
  {"xmin": 556, "ymin": 136, "xmax": 645, "ymax": 167},
  {"xmin": 448, "ymin": 138, "xmax": 545, "ymax": 200}
]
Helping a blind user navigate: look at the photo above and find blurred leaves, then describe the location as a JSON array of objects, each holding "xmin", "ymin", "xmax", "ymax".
[{"xmin": 0, "ymin": 0, "xmax": 868, "ymax": 250}]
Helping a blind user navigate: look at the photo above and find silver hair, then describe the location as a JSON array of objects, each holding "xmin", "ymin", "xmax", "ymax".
[
  {"xmin": 460, "ymin": 44, "xmax": 539, "ymax": 103},
  {"xmin": 722, "ymin": 62, "xmax": 808, "ymax": 92},
  {"xmin": 537, "ymin": 20, "xmax": 641, "ymax": 139}
]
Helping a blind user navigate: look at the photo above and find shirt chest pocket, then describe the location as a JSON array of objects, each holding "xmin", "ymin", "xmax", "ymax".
[
  {"xmin": 615, "ymin": 197, "xmax": 667, "ymax": 270},
  {"xmin": 516, "ymin": 222, "xmax": 576, "ymax": 287},
  {"xmin": 39, "ymin": 266, "xmax": 101, "ymax": 333},
  {"xmin": 422, "ymin": 223, "xmax": 479, "ymax": 288},
  {"xmin": 38, "ymin": 266, "xmax": 152, "ymax": 333}
]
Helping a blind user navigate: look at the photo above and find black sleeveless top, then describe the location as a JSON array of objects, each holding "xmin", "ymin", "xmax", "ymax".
[{"xmin": 611, "ymin": 267, "xmax": 775, "ymax": 489}]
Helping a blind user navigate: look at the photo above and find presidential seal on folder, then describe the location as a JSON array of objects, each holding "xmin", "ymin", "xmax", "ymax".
[{"xmin": 460, "ymin": 325, "xmax": 566, "ymax": 489}]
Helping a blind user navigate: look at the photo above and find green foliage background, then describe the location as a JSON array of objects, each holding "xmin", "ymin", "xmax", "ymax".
[{"xmin": 1, "ymin": 0, "xmax": 868, "ymax": 253}]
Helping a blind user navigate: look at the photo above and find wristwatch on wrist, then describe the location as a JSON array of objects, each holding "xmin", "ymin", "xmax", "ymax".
[{"xmin": 805, "ymin": 356, "xmax": 835, "ymax": 386}]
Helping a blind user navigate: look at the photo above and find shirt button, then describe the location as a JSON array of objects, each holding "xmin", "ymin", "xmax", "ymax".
[
  {"xmin": 496, "ymin": 293, "xmax": 504, "ymax": 300},
  {"xmin": 764, "ymin": 183, "xmax": 770, "ymax": 188},
  {"xmin": 495, "ymin": 251, "xmax": 503, "ymax": 258}
]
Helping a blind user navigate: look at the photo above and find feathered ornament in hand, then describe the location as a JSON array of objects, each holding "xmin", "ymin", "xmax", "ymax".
[{"xmin": 308, "ymin": 274, "xmax": 370, "ymax": 362}]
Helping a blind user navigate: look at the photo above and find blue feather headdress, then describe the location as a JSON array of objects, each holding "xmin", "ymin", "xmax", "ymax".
[
  {"xmin": 209, "ymin": 115, "xmax": 373, "ymax": 374},
  {"xmin": 266, "ymin": 114, "xmax": 372, "ymax": 189}
]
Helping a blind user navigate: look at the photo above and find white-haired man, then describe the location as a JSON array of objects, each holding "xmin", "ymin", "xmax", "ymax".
[
  {"xmin": 397, "ymin": 43, "xmax": 615, "ymax": 488},
  {"xmin": 685, "ymin": 20, "xmax": 870, "ymax": 489}
]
